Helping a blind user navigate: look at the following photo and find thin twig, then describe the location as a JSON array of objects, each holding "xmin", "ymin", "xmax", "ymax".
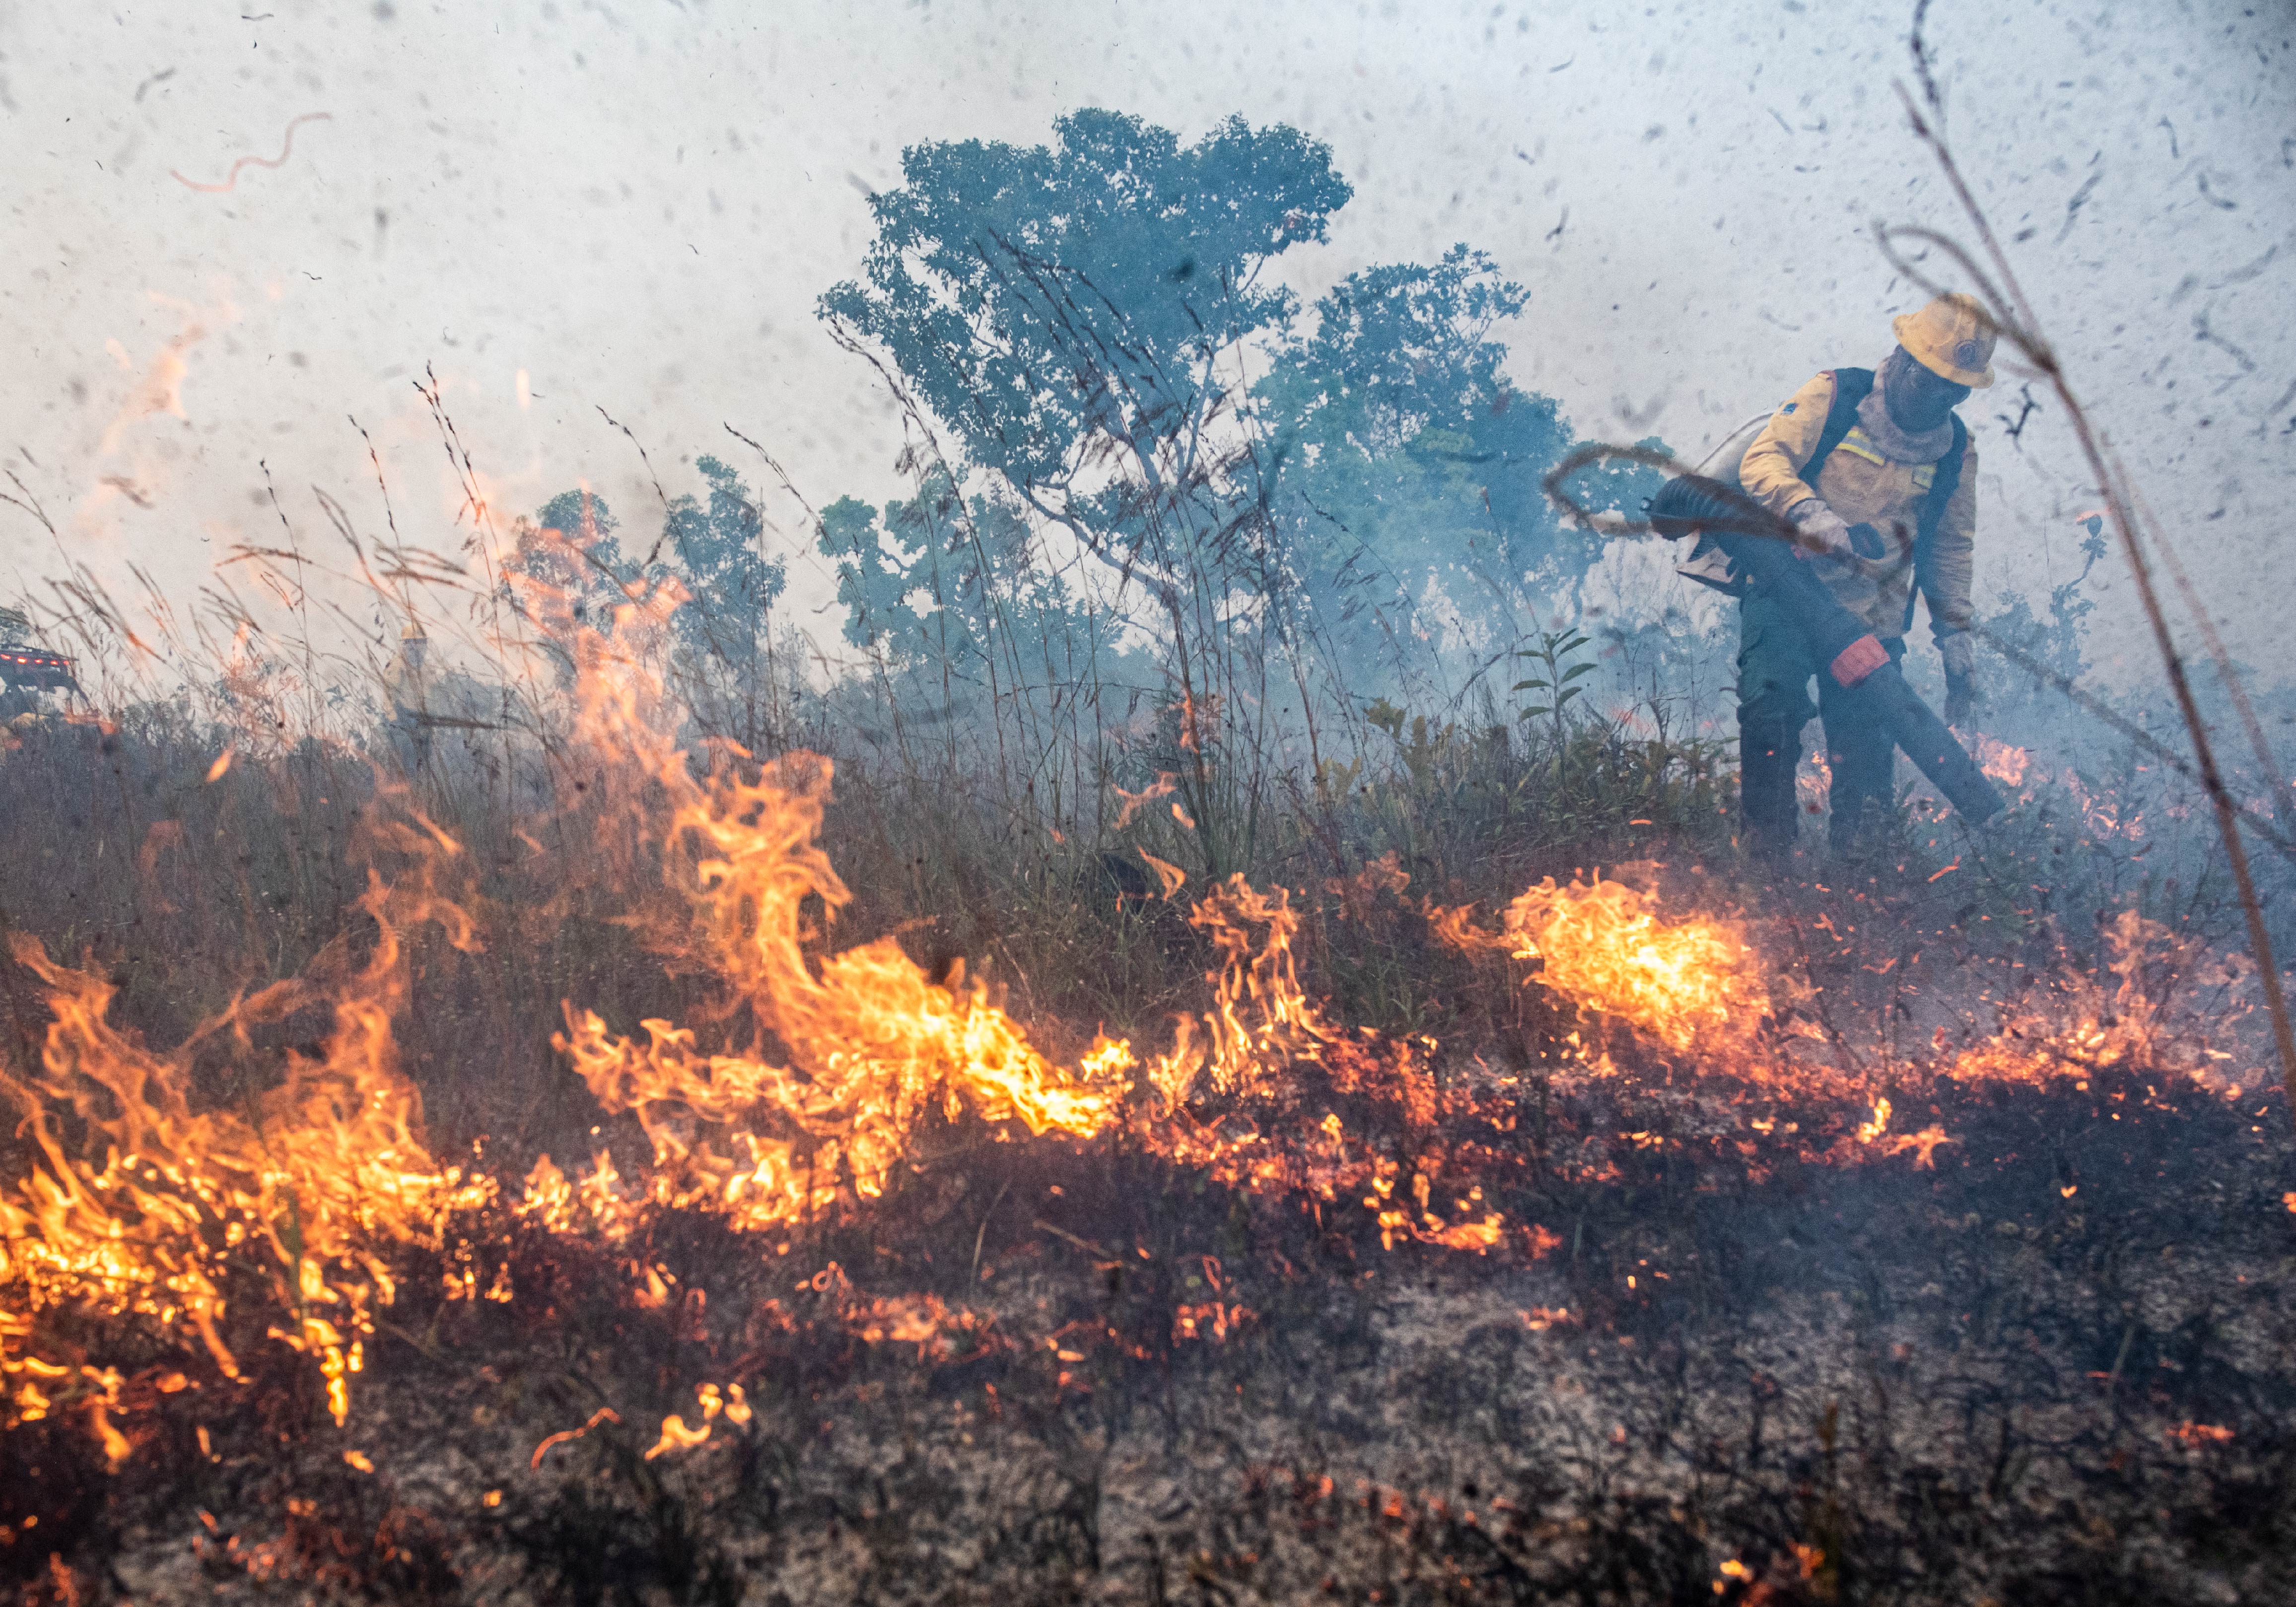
[
  {"xmin": 1886, "ymin": 3, "xmax": 2296, "ymax": 1127},
  {"xmin": 970, "ymin": 1176, "xmax": 1013, "ymax": 1283}
]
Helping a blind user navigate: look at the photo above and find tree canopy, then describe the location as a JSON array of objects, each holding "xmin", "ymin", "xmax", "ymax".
[
  {"xmin": 1254, "ymin": 246, "xmax": 1581, "ymax": 661},
  {"xmin": 518, "ymin": 457, "xmax": 788, "ymax": 721},
  {"xmin": 820, "ymin": 109, "xmax": 1351, "ymax": 537},
  {"xmin": 817, "ymin": 113, "xmax": 1664, "ymax": 700}
]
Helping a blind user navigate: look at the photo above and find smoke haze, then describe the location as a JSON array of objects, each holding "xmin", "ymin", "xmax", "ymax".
[{"xmin": 1, "ymin": 0, "xmax": 2289, "ymax": 681}]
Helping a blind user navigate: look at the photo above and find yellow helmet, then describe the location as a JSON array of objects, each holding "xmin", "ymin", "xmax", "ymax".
[
  {"xmin": 1891, "ymin": 292, "xmax": 1998, "ymax": 389},
  {"xmin": 400, "ymin": 620, "xmax": 428, "ymax": 641}
]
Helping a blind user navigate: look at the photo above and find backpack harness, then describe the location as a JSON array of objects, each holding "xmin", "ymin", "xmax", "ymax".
[{"xmin": 1799, "ymin": 367, "xmax": 1968, "ymax": 633}]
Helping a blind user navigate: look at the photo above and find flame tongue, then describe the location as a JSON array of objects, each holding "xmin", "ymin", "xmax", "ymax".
[
  {"xmin": 554, "ymin": 641, "xmax": 1124, "ymax": 1234},
  {"xmin": 1503, "ymin": 874, "xmax": 1767, "ymax": 1056},
  {"xmin": 0, "ymin": 859, "xmax": 489, "ymax": 1427}
]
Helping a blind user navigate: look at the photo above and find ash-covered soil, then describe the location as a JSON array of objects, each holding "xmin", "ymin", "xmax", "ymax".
[{"xmin": 14, "ymin": 1067, "xmax": 2292, "ymax": 1607}]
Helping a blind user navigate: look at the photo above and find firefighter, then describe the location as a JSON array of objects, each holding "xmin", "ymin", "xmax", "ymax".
[
  {"xmin": 381, "ymin": 619, "xmax": 433, "ymax": 770},
  {"xmin": 1732, "ymin": 292, "xmax": 1994, "ymax": 857}
]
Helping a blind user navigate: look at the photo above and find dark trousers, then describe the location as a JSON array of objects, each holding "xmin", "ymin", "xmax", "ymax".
[{"xmin": 1736, "ymin": 590, "xmax": 1901, "ymax": 853}]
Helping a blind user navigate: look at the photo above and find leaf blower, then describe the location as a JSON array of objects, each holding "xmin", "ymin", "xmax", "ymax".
[{"xmin": 1649, "ymin": 472, "xmax": 2004, "ymax": 826}]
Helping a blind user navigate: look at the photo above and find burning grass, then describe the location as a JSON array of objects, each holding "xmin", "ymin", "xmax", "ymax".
[
  {"xmin": 0, "ymin": 606, "xmax": 2292, "ymax": 1605},
  {"xmin": 12, "ymin": 1046, "xmax": 2290, "ymax": 1606}
]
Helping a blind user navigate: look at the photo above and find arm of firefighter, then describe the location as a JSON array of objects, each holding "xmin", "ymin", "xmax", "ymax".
[
  {"xmin": 1920, "ymin": 441, "xmax": 1979, "ymax": 641},
  {"xmin": 1735, "ymin": 372, "xmax": 1837, "ymax": 522}
]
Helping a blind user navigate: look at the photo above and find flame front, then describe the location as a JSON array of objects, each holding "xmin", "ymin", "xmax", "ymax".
[
  {"xmin": 4, "ymin": 555, "xmax": 2266, "ymax": 1474},
  {"xmin": 548, "ymin": 601, "xmax": 1122, "ymax": 1237},
  {"xmin": 1502, "ymin": 874, "xmax": 1767, "ymax": 1055},
  {"xmin": 0, "ymin": 834, "xmax": 488, "ymax": 1431}
]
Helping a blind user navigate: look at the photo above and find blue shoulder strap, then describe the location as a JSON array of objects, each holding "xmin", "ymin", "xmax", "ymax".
[
  {"xmin": 1905, "ymin": 415, "xmax": 1971, "ymax": 633},
  {"xmin": 1798, "ymin": 368, "xmax": 1874, "ymax": 493}
]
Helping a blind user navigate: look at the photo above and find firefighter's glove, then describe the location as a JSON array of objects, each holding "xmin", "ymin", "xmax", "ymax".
[
  {"xmin": 1938, "ymin": 631, "xmax": 1975, "ymax": 679},
  {"xmin": 1940, "ymin": 631, "xmax": 1977, "ymax": 724},
  {"xmin": 1847, "ymin": 522, "xmax": 1889, "ymax": 560},
  {"xmin": 1787, "ymin": 498, "xmax": 1853, "ymax": 561},
  {"xmin": 1945, "ymin": 673, "xmax": 1976, "ymax": 726}
]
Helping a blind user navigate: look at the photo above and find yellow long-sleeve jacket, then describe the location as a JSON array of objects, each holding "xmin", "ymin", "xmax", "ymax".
[{"xmin": 1736, "ymin": 371, "xmax": 1978, "ymax": 644}]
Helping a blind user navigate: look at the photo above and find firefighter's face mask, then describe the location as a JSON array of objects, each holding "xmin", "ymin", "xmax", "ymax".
[{"xmin": 1883, "ymin": 346, "xmax": 1971, "ymax": 433}]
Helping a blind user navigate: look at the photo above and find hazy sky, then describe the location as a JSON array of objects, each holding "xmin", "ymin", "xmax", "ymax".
[{"xmin": 3, "ymin": 0, "xmax": 2290, "ymax": 685}]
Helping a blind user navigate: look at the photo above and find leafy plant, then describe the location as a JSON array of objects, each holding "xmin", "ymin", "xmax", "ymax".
[
  {"xmin": 1360, "ymin": 697, "xmax": 1465, "ymax": 790},
  {"xmin": 1513, "ymin": 628, "xmax": 1595, "ymax": 770}
]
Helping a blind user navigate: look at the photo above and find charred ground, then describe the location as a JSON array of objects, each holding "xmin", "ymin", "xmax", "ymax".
[{"xmin": 10, "ymin": 1047, "xmax": 2292, "ymax": 1606}]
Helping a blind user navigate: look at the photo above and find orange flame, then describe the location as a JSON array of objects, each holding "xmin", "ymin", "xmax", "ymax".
[
  {"xmin": 1938, "ymin": 911, "xmax": 2240, "ymax": 1090},
  {"xmin": 1149, "ymin": 876, "xmax": 1335, "ymax": 1106},
  {"xmin": 545, "ymin": 596, "xmax": 1123, "ymax": 1237},
  {"xmin": 0, "ymin": 813, "xmax": 487, "ymax": 1429},
  {"xmin": 1502, "ymin": 875, "xmax": 1767, "ymax": 1055},
  {"xmin": 1973, "ymin": 735, "xmax": 2032, "ymax": 789}
]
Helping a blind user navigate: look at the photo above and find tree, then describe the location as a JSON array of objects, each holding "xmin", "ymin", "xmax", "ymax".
[
  {"xmin": 814, "ymin": 108, "xmax": 1678, "ymax": 863},
  {"xmin": 498, "ymin": 489, "xmax": 637, "ymax": 689},
  {"xmin": 815, "ymin": 470, "xmax": 1138, "ymax": 708},
  {"xmin": 818, "ymin": 495, "xmax": 924, "ymax": 655},
  {"xmin": 656, "ymin": 455, "xmax": 787, "ymax": 675},
  {"xmin": 516, "ymin": 461, "xmax": 791, "ymax": 740},
  {"xmin": 1256, "ymin": 247, "xmax": 1670, "ymax": 685},
  {"xmin": 523, "ymin": 488, "xmax": 630, "ymax": 630},
  {"xmin": 818, "ymin": 108, "xmax": 1350, "ymax": 572},
  {"xmin": 818, "ymin": 111, "xmax": 1362, "ymax": 872}
]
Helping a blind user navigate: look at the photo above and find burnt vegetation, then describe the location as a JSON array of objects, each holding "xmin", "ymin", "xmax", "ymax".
[{"xmin": 0, "ymin": 662, "xmax": 2289, "ymax": 1606}]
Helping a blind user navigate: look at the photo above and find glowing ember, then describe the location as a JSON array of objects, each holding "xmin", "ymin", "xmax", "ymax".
[
  {"xmin": 1973, "ymin": 734, "xmax": 2033, "ymax": 788},
  {"xmin": 643, "ymin": 1412, "xmax": 713, "ymax": 1461},
  {"xmin": 531, "ymin": 1407, "xmax": 620, "ymax": 1470},
  {"xmin": 1172, "ymin": 1301, "xmax": 1255, "ymax": 1343}
]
